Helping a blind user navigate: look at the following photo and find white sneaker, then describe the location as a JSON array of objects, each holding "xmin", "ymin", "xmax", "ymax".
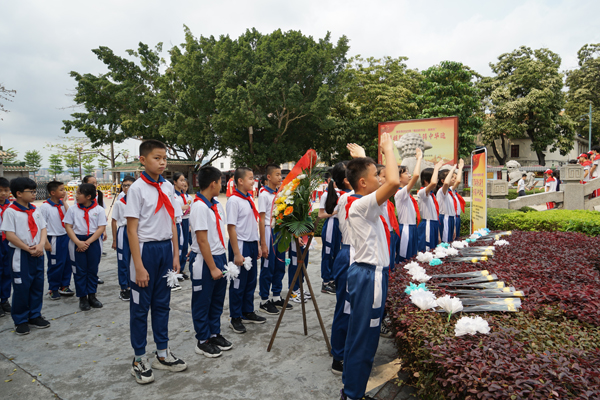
[
  {"xmin": 151, "ymin": 348, "xmax": 187, "ymax": 372},
  {"xmin": 131, "ymin": 357, "xmax": 154, "ymax": 384},
  {"xmin": 171, "ymin": 283, "xmax": 182, "ymax": 292},
  {"xmin": 291, "ymin": 289, "xmax": 308, "ymax": 303}
]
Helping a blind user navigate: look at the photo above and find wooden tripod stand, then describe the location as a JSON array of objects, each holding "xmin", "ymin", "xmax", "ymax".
[{"xmin": 267, "ymin": 236, "xmax": 332, "ymax": 352}]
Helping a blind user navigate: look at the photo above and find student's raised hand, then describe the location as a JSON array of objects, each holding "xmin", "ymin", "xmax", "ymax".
[
  {"xmin": 458, "ymin": 159, "xmax": 464, "ymax": 169},
  {"xmin": 415, "ymin": 147, "xmax": 423, "ymax": 160},
  {"xmin": 379, "ymin": 132, "xmax": 394, "ymax": 153},
  {"xmin": 136, "ymin": 267, "xmax": 150, "ymax": 288},
  {"xmin": 347, "ymin": 143, "xmax": 366, "ymax": 158},
  {"xmin": 435, "ymin": 159, "xmax": 445, "ymax": 170},
  {"xmin": 210, "ymin": 268, "xmax": 223, "ymax": 280},
  {"xmin": 234, "ymin": 253, "xmax": 244, "ymax": 267},
  {"xmin": 261, "ymin": 243, "xmax": 268, "ymax": 258}
]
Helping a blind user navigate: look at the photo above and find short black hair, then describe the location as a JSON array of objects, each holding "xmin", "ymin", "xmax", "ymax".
[
  {"xmin": 522, "ymin": 173, "xmax": 527, "ymax": 177},
  {"xmin": 198, "ymin": 166, "xmax": 222, "ymax": 190},
  {"xmin": 122, "ymin": 175, "xmax": 135, "ymax": 184},
  {"xmin": 420, "ymin": 168, "xmax": 434, "ymax": 185},
  {"xmin": 82, "ymin": 175, "xmax": 95, "ymax": 183},
  {"xmin": 173, "ymin": 172, "xmax": 185, "ymax": 183},
  {"xmin": 234, "ymin": 167, "xmax": 253, "ymax": 186},
  {"xmin": 47, "ymin": 180, "xmax": 64, "ymax": 195},
  {"xmin": 78, "ymin": 183, "xmax": 97, "ymax": 200},
  {"xmin": 265, "ymin": 164, "xmax": 281, "ymax": 177},
  {"xmin": 140, "ymin": 139, "xmax": 167, "ymax": 157},
  {"xmin": 346, "ymin": 157, "xmax": 376, "ymax": 190},
  {"xmin": 10, "ymin": 177, "xmax": 36, "ymax": 197},
  {"xmin": 437, "ymin": 170, "xmax": 450, "ymax": 191},
  {"xmin": 0, "ymin": 177, "xmax": 9, "ymax": 188},
  {"xmin": 592, "ymin": 145, "xmax": 600, "ymax": 153}
]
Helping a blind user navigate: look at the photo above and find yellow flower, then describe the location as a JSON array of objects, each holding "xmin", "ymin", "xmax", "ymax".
[
  {"xmin": 284, "ymin": 206, "xmax": 294, "ymax": 216},
  {"xmin": 292, "ymin": 178, "xmax": 299, "ymax": 184},
  {"xmin": 278, "ymin": 203, "xmax": 286, "ymax": 211},
  {"xmin": 277, "ymin": 196, "xmax": 287, "ymax": 204}
]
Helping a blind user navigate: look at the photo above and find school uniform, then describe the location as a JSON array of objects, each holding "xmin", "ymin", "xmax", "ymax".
[
  {"xmin": 343, "ymin": 192, "xmax": 390, "ymax": 400},
  {"xmin": 175, "ymin": 190, "xmax": 191, "ymax": 273},
  {"xmin": 63, "ymin": 200, "xmax": 107, "ymax": 298},
  {"xmin": 226, "ymin": 189, "xmax": 260, "ymax": 319},
  {"xmin": 288, "ymin": 240, "xmax": 309, "ymax": 292},
  {"xmin": 437, "ymin": 187, "xmax": 456, "ymax": 243},
  {"xmin": 381, "ymin": 200, "xmax": 400, "ymax": 269},
  {"xmin": 593, "ymin": 155, "xmax": 600, "ymax": 197},
  {"xmin": 124, "ymin": 171, "xmax": 181, "ymax": 356},
  {"xmin": 173, "ymin": 197, "xmax": 185, "ymax": 275},
  {"xmin": 112, "ymin": 196, "xmax": 130, "ymax": 290},
  {"xmin": 517, "ymin": 179, "xmax": 526, "ymax": 197},
  {"xmin": 449, "ymin": 189, "xmax": 465, "ymax": 240},
  {"xmin": 1, "ymin": 203, "xmax": 47, "ymax": 326},
  {"xmin": 417, "ymin": 187, "xmax": 440, "ymax": 251},
  {"xmin": 189, "ymin": 193, "xmax": 227, "ymax": 342},
  {"xmin": 39, "ymin": 199, "xmax": 71, "ymax": 292},
  {"xmin": 0, "ymin": 200, "xmax": 12, "ymax": 304},
  {"xmin": 330, "ymin": 191, "xmax": 354, "ymax": 363},
  {"xmin": 582, "ymin": 161, "xmax": 592, "ymax": 183},
  {"xmin": 319, "ymin": 189, "xmax": 343, "ymax": 284},
  {"xmin": 545, "ymin": 177, "xmax": 557, "ymax": 210},
  {"xmin": 395, "ymin": 187, "xmax": 419, "ymax": 261},
  {"xmin": 258, "ymin": 186, "xmax": 286, "ymax": 301}
]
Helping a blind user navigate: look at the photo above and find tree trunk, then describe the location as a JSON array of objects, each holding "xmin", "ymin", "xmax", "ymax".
[
  {"xmin": 110, "ymin": 141, "xmax": 118, "ymax": 185},
  {"xmin": 249, "ymin": 126, "xmax": 254, "ymax": 155},
  {"xmin": 490, "ymin": 136, "xmax": 507, "ymax": 165},
  {"xmin": 535, "ymin": 150, "xmax": 545, "ymax": 166}
]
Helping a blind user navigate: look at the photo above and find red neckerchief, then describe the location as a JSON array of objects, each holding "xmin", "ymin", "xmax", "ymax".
[
  {"xmin": 194, "ymin": 193, "xmax": 225, "ymax": 248},
  {"xmin": 231, "ymin": 189, "xmax": 259, "ymax": 221},
  {"xmin": 409, "ymin": 194, "xmax": 421, "ymax": 226},
  {"xmin": 10, "ymin": 202, "xmax": 38, "ymax": 240},
  {"xmin": 456, "ymin": 193, "xmax": 466, "ymax": 213},
  {"xmin": 345, "ymin": 195, "xmax": 390, "ymax": 256},
  {"xmin": 386, "ymin": 200, "xmax": 400, "ymax": 237},
  {"xmin": 77, "ymin": 200, "xmax": 97, "ymax": 236},
  {"xmin": 120, "ymin": 195, "xmax": 127, "ymax": 205},
  {"xmin": 421, "ymin": 187, "xmax": 440, "ymax": 217},
  {"xmin": 176, "ymin": 190, "xmax": 187, "ymax": 203},
  {"xmin": 0, "ymin": 200, "xmax": 10, "ymax": 240},
  {"xmin": 140, "ymin": 172, "xmax": 175, "ymax": 221},
  {"xmin": 44, "ymin": 199, "xmax": 65, "ymax": 227},
  {"xmin": 582, "ymin": 160, "xmax": 593, "ymax": 167},
  {"xmin": 260, "ymin": 185, "xmax": 278, "ymax": 195},
  {"xmin": 449, "ymin": 190, "xmax": 458, "ymax": 213}
]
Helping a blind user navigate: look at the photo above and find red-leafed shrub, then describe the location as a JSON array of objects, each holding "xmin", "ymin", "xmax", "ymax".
[{"xmin": 387, "ymin": 231, "xmax": 600, "ymax": 399}]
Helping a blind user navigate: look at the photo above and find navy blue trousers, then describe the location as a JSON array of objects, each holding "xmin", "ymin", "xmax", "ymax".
[
  {"xmin": 178, "ymin": 219, "xmax": 190, "ymax": 273},
  {"xmin": 455, "ymin": 215, "xmax": 461, "ymax": 239},
  {"xmin": 46, "ymin": 234, "xmax": 71, "ymax": 291},
  {"xmin": 343, "ymin": 262, "xmax": 389, "ymax": 399},
  {"xmin": 8, "ymin": 247, "xmax": 44, "ymax": 325},
  {"xmin": 259, "ymin": 228, "xmax": 286, "ymax": 300},
  {"xmin": 331, "ymin": 244, "xmax": 351, "ymax": 361},
  {"xmin": 289, "ymin": 242, "xmax": 309, "ymax": 292},
  {"xmin": 389, "ymin": 231, "xmax": 399, "ymax": 270},
  {"xmin": 116, "ymin": 226, "xmax": 131, "ymax": 290},
  {"xmin": 228, "ymin": 240, "xmax": 258, "ymax": 319},
  {"xmin": 417, "ymin": 219, "xmax": 440, "ymax": 252},
  {"xmin": 439, "ymin": 214, "xmax": 455, "ymax": 243},
  {"xmin": 130, "ymin": 240, "xmax": 172, "ymax": 356},
  {"xmin": 321, "ymin": 218, "xmax": 341, "ymax": 283},
  {"xmin": 0, "ymin": 239, "xmax": 11, "ymax": 302},
  {"xmin": 398, "ymin": 224, "xmax": 418, "ymax": 262},
  {"xmin": 69, "ymin": 234, "xmax": 102, "ymax": 297},
  {"xmin": 190, "ymin": 252, "xmax": 227, "ymax": 341}
]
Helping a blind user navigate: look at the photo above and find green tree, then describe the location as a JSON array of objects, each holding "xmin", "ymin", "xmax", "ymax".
[
  {"xmin": 481, "ymin": 46, "xmax": 574, "ymax": 165},
  {"xmin": 213, "ymin": 28, "xmax": 349, "ymax": 170},
  {"xmin": 82, "ymin": 153, "xmax": 97, "ymax": 176},
  {"xmin": 48, "ymin": 154, "xmax": 64, "ymax": 179},
  {"xmin": 565, "ymin": 43, "xmax": 600, "ymax": 145},
  {"xmin": 23, "ymin": 150, "xmax": 43, "ymax": 178},
  {"xmin": 2, "ymin": 147, "xmax": 18, "ymax": 163},
  {"xmin": 47, "ymin": 137, "xmax": 96, "ymax": 178},
  {"xmin": 417, "ymin": 61, "xmax": 483, "ymax": 160},
  {"xmin": 97, "ymin": 157, "xmax": 109, "ymax": 179},
  {"xmin": 64, "ymin": 153, "xmax": 80, "ymax": 179}
]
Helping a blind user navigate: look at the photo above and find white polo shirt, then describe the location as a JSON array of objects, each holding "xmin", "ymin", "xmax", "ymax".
[
  {"xmin": 39, "ymin": 200, "xmax": 67, "ymax": 236},
  {"xmin": 190, "ymin": 196, "xmax": 226, "ymax": 256},
  {"xmin": 517, "ymin": 179, "xmax": 525, "ymax": 192},
  {"xmin": 395, "ymin": 187, "xmax": 418, "ymax": 226},
  {"xmin": 1, "ymin": 204, "xmax": 47, "ymax": 248},
  {"xmin": 226, "ymin": 193, "xmax": 259, "ymax": 242},
  {"xmin": 436, "ymin": 188, "xmax": 456, "ymax": 216},
  {"xmin": 63, "ymin": 203, "xmax": 107, "ymax": 236},
  {"xmin": 593, "ymin": 156, "xmax": 600, "ymax": 179},
  {"xmin": 175, "ymin": 191, "xmax": 191, "ymax": 220},
  {"xmin": 258, "ymin": 187, "xmax": 277, "ymax": 226},
  {"xmin": 449, "ymin": 189, "xmax": 462, "ymax": 216},
  {"xmin": 124, "ymin": 175, "xmax": 181, "ymax": 243},
  {"xmin": 336, "ymin": 191, "xmax": 354, "ymax": 245},
  {"xmin": 319, "ymin": 188, "xmax": 342, "ymax": 213},
  {"xmin": 417, "ymin": 188, "xmax": 437, "ymax": 221},
  {"xmin": 112, "ymin": 198, "xmax": 127, "ymax": 228},
  {"xmin": 347, "ymin": 192, "xmax": 389, "ymax": 267}
]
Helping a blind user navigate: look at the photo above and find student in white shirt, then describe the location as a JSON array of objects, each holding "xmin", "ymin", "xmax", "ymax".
[
  {"xmin": 544, "ymin": 169, "xmax": 557, "ymax": 210},
  {"xmin": 111, "ymin": 175, "xmax": 135, "ymax": 301},
  {"xmin": 125, "ymin": 140, "xmax": 187, "ymax": 385},
  {"xmin": 517, "ymin": 174, "xmax": 527, "ymax": 197},
  {"xmin": 39, "ymin": 180, "xmax": 73, "ymax": 301},
  {"xmin": 436, "ymin": 164, "xmax": 458, "ymax": 243},
  {"xmin": 189, "ymin": 166, "xmax": 233, "ymax": 358},
  {"xmin": 2, "ymin": 178, "xmax": 49, "ymax": 335},
  {"xmin": 63, "ymin": 183, "xmax": 107, "ymax": 311},
  {"xmin": 449, "ymin": 160, "xmax": 465, "ymax": 239},
  {"xmin": 417, "ymin": 160, "xmax": 445, "ymax": 252},
  {"xmin": 395, "ymin": 149, "xmax": 423, "ymax": 262},
  {"xmin": 0, "ymin": 177, "xmax": 12, "ymax": 317},
  {"xmin": 227, "ymin": 167, "xmax": 266, "ymax": 334},
  {"xmin": 340, "ymin": 133, "xmax": 399, "ymax": 400},
  {"xmin": 173, "ymin": 172, "xmax": 191, "ymax": 280},
  {"xmin": 375, "ymin": 164, "xmax": 400, "ymax": 269}
]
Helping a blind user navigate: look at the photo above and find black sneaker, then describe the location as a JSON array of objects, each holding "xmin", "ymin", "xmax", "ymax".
[
  {"xmin": 88, "ymin": 294, "xmax": 103, "ymax": 309},
  {"xmin": 1, "ymin": 301, "xmax": 11, "ymax": 313},
  {"xmin": 229, "ymin": 317, "xmax": 247, "ymax": 334},
  {"xmin": 59, "ymin": 287, "xmax": 75, "ymax": 296},
  {"xmin": 242, "ymin": 311, "xmax": 266, "ymax": 324},
  {"xmin": 329, "ymin": 280, "xmax": 337, "ymax": 290},
  {"xmin": 28, "ymin": 316, "xmax": 50, "ymax": 329},
  {"xmin": 151, "ymin": 348, "xmax": 187, "ymax": 372},
  {"xmin": 340, "ymin": 389, "xmax": 375, "ymax": 400},
  {"xmin": 119, "ymin": 289, "xmax": 130, "ymax": 301},
  {"xmin": 182, "ymin": 273, "xmax": 189, "ymax": 280},
  {"xmin": 380, "ymin": 319, "xmax": 393, "ymax": 338},
  {"xmin": 15, "ymin": 323, "xmax": 30, "ymax": 336},
  {"xmin": 321, "ymin": 282, "xmax": 336, "ymax": 295},
  {"xmin": 79, "ymin": 296, "xmax": 91, "ymax": 311},
  {"xmin": 209, "ymin": 334, "xmax": 233, "ymax": 351},
  {"xmin": 48, "ymin": 290, "xmax": 61, "ymax": 301},
  {"xmin": 177, "ymin": 275, "xmax": 185, "ymax": 282},
  {"xmin": 272, "ymin": 297, "xmax": 293, "ymax": 311},
  {"xmin": 259, "ymin": 300, "xmax": 280, "ymax": 315},
  {"xmin": 195, "ymin": 340, "xmax": 222, "ymax": 358},
  {"xmin": 97, "ymin": 278, "xmax": 104, "ymax": 284},
  {"xmin": 0, "ymin": 307, "xmax": 4, "ymax": 318},
  {"xmin": 131, "ymin": 357, "xmax": 154, "ymax": 384},
  {"xmin": 332, "ymin": 359, "xmax": 343, "ymax": 375}
]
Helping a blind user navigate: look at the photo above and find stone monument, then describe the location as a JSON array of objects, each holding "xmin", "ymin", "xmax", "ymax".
[{"xmin": 394, "ymin": 132, "xmax": 434, "ymax": 186}]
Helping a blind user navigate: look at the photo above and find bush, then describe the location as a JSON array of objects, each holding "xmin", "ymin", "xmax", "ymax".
[
  {"xmin": 493, "ymin": 209, "xmax": 600, "ymax": 237},
  {"xmin": 311, "ymin": 210, "xmax": 325, "ymax": 237},
  {"xmin": 459, "ymin": 207, "xmax": 522, "ymax": 237},
  {"xmin": 387, "ymin": 231, "xmax": 600, "ymax": 399}
]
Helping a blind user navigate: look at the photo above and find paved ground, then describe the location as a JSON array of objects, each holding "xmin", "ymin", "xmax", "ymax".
[{"xmin": 0, "ymin": 195, "xmax": 404, "ymax": 400}]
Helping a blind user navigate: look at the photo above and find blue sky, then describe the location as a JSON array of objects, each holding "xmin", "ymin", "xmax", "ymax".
[{"xmin": 1, "ymin": 0, "xmax": 598, "ymax": 167}]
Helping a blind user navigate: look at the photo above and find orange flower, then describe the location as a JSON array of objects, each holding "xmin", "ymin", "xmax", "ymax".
[{"xmin": 284, "ymin": 206, "xmax": 294, "ymax": 216}]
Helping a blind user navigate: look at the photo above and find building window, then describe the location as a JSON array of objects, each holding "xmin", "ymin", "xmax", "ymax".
[
  {"xmin": 220, "ymin": 162, "xmax": 224, "ymax": 169},
  {"xmin": 511, "ymin": 144, "xmax": 519, "ymax": 158}
]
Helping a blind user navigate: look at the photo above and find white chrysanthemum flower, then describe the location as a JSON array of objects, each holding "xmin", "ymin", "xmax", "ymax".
[
  {"xmin": 494, "ymin": 239, "xmax": 509, "ymax": 246},
  {"xmin": 436, "ymin": 295, "xmax": 463, "ymax": 314},
  {"xmin": 297, "ymin": 174, "xmax": 307, "ymax": 180},
  {"xmin": 410, "ymin": 289, "xmax": 437, "ymax": 310},
  {"xmin": 417, "ymin": 252, "xmax": 434, "ymax": 263},
  {"xmin": 455, "ymin": 316, "xmax": 490, "ymax": 336},
  {"xmin": 411, "ymin": 270, "xmax": 431, "ymax": 283}
]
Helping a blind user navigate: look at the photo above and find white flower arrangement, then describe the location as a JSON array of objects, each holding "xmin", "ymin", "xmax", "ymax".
[
  {"xmin": 494, "ymin": 239, "xmax": 509, "ymax": 246},
  {"xmin": 410, "ymin": 289, "xmax": 437, "ymax": 310},
  {"xmin": 243, "ymin": 256, "xmax": 253, "ymax": 271},
  {"xmin": 411, "ymin": 270, "xmax": 432, "ymax": 283},
  {"xmin": 297, "ymin": 174, "xmax": 307, "ymax": 180},
  {"xmin": 455, "ymin": 316, "xmax": 490, "ymax": 336},
  {"xmin": 436, "ymin": 295, "xmax": 463, "ymax": 314},
  {"xmin": 417, "ymin": 252, "xmax": 434, "ymax": 263},
  {"xmin": 224, "ymin": 262, "xmax": 240, "ymax": 281},
  {"xmin": 164, "ymin": 270, "xmax": 183, "ymax": 288}
]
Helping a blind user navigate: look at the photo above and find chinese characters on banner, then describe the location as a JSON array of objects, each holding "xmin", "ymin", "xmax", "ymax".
[
  {"xmin": 471, "ymin": 148, "xmax": 487, "ymax": 233},
  {"xmin": 378, "ymin": 117, "xmax": 458, "ymax": 165}
]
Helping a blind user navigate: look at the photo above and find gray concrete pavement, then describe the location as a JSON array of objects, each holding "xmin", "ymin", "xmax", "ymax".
[{"xmin": 0, "ymin": 201, "xmax": 399, "ymax": 400}]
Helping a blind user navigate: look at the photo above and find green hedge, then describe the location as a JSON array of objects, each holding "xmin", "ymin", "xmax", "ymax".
[{"xmin": 311, "ymin": 210, "xmax": 325, "ymax": 236}]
